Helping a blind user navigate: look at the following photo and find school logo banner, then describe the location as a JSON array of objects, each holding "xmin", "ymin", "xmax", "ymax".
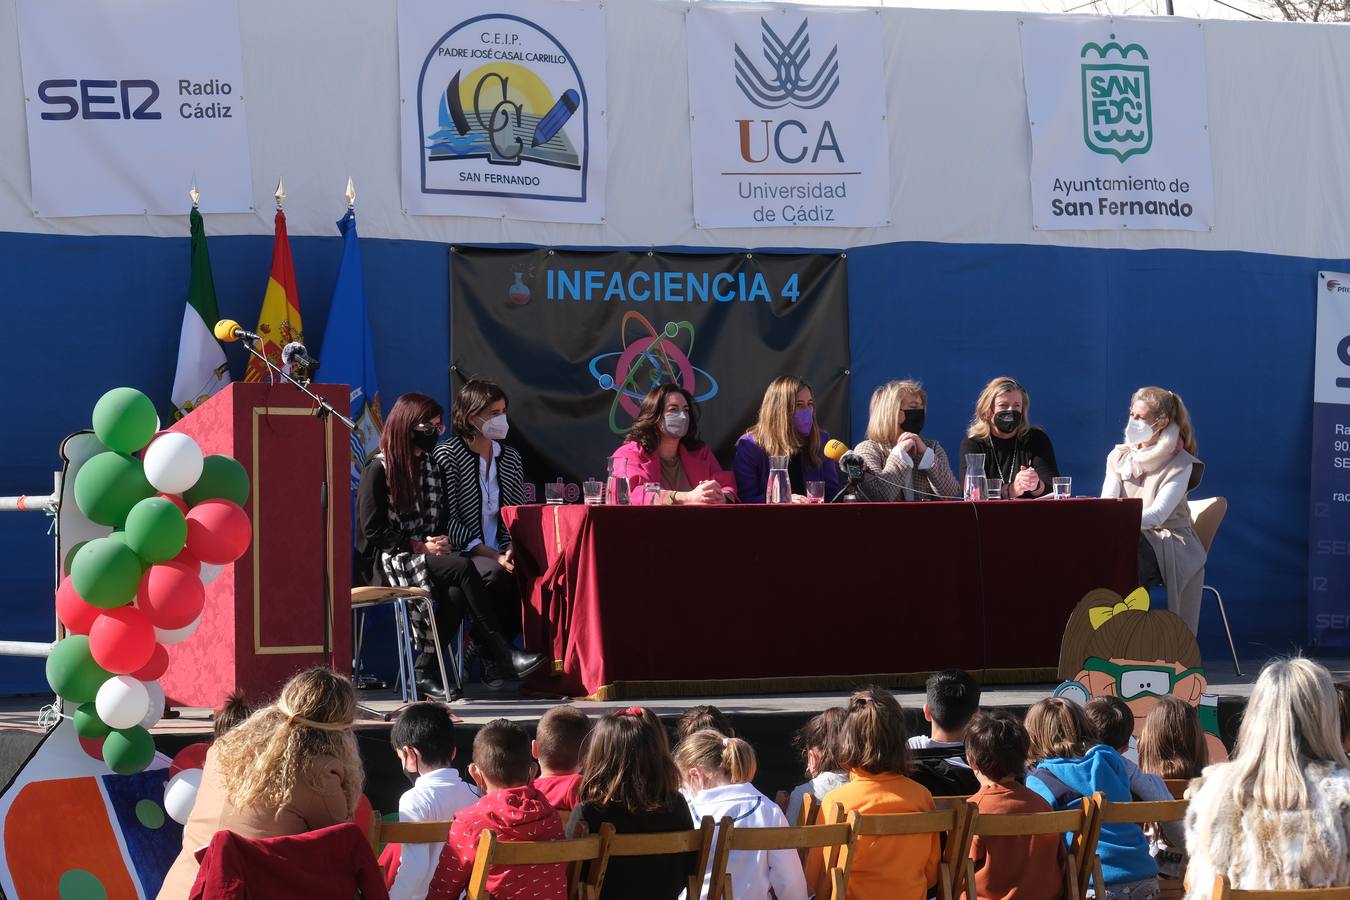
[
  {"xmin": 15, "ymin": 0, "xmax": 253, "ymax": 218},
  {"xmin": 397, "ymin": 0, "xmax": 607, "ymax": 223},
  {"xmin": 1019, "ymin": 17, "xmax": 1212, "ymax": 231},
  {"xmin": 449, "ymin": 248, "xmax": 850, "ymax": 497},
  {"xmin": 687, "ymin": 6, "xmax": 890, "ymax": 229}
]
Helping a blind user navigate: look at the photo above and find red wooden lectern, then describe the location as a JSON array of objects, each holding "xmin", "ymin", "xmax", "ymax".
[{"xmin": 160, "ymin": 382, "xmax": 352, "ymax": 708}]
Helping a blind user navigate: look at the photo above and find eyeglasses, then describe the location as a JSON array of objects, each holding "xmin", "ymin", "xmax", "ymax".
[
  {"xmin": 412, "ymin": 421, "xmax": 446, "ymax": 435},
  {"xmin": 1082, "ymin": 657, "xmax": 1202, "ymax": 701}
]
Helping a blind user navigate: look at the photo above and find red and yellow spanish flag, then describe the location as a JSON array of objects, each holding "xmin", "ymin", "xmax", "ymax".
[{"xmin": 244, "ymin": 209, "xmax": 303, "ymax": 382}]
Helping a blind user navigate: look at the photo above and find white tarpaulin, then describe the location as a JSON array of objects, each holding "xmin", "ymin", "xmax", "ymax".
[
  {"xmin": 396, "ymin": 0, "xmax": 607, "ymax": 223},
  {"xmin": 14, "ymin": 0, "xmax": 253, "ymax": 218},
  {"xmin": 1019, "ymin": 16, "xmax": 1213, "ymax": 231},
  {"xmin": 687, "ymin": 4, "xmax": 889, "ymax": 229}
]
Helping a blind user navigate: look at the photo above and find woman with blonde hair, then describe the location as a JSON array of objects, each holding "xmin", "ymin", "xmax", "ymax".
[
  {"xmin": 733, "ymin": 375, "xmax": 840, "ymax": 503},
  {"xmin": 1184, "ymin": 657, "xmax": 1350, "ymax": 897},
  {"xmin": 1101, "ymin": 387, "xmax": 1206, "ymax": 631},
  {"xmin": 853, "ymin": 380, "xmax": 960, "ymax": 502},
  {"xmin": 959, "ymin": 377, "xmax": 1059, "ymax": 498},
  {"xmin": 157, "ymin": 668, "xmax": 364, "ymax": 899}
]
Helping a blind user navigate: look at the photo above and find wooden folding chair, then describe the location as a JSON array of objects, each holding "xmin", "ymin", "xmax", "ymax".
[
  {"xmin": 834, "ymin": 805, "xmax": 968, "ymax": 900},
  {"xmin": 797, "ymin": 793, "xmax": 821, "ymax": 828},
  {"xmin": 708, "ymin": 811, "xmax": 856, "ymax": 900},
  {"xmin": 1162, "ymin": 778, "xmax": 1190, "ymax": 800},
  {"xmin": 367, "ymin": 815, "xmax": 454, "ymax": 853},
  {"xmin": 1086, "ymin": 793, "xmax": 1189, "ymax": 899},
  {"xmin": 958, "ymin": 807, "xmax": 1090, "ymax": 900},
  {"xmin": 1212, "ymin": 875, "xmax": 1350, "ymax": 900},
  {"xmin": 465, "ymin": 822, "xmax": 614, "ymax": 900},
  {"xmin": 586, "ymin": 816, "xmax": 717, "ymax": 900}
]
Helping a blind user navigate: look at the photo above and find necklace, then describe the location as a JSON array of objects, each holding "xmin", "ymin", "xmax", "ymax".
[{"xmin": 988, "ymin": 436, "xmax": 1020, "ymax": 484}]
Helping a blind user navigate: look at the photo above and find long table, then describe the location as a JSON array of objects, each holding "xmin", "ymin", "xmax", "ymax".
[{"xmin": 502, "ymin": 499, "xmax": 1142, "ymax": 700}]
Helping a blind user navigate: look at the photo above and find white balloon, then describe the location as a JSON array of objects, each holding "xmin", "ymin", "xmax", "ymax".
[
  {"xmin": 95, "ymin": 675, "xmax": 150, "ymax": 730},
  {"xmin": 164, "ymin": 769, "xmax": 203, "ymax": 825},
  {"xmin": 143, "ymin": 433, "xmax": 204, "ymax": 495},
  {"xmin": 138, "ymin": 680, "xmax": 164, "ymax": 729},
  {"xmin": 199, "ymin": 563, "xmax": 224, "ymax": 586},
  {"xmin": 155, "ymin": 614, "xmax": 201, "ymax": 645}
]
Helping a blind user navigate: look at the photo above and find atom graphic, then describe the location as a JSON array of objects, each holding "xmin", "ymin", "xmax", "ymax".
[{"xmin": 588, "ymin": 312, "xmax": 720, "ymax": 435}]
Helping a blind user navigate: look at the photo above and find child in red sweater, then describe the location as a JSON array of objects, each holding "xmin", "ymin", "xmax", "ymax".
[
  {"xmin": 426, "ymin": 718, "xmax": 567, "ymax": 900},
  {"xmin": 532, "ymin": 705, "xmax": 591, "ymax": 811}
]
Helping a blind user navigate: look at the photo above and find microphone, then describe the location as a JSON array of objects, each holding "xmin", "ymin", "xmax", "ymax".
[
  {"xmin": 823, "ymin": 438, "xmax": 865, "ymax": 502},
  {"xmin": 281, "ymin": 341, "xmax": 317, "ymax": 369},
  {"xmin": 214, "ymin": 319, "xmax": 260, "ymax": 343}
]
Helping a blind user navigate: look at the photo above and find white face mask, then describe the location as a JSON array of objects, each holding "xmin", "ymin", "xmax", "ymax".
[
  {"xmin": 1124, "ymin": 417, "xmax": 1154, "ymax": 446},
  {"xmin": 478, "ymin": 413, "xmax": 509, "ymax": 441},
  {"xmin": 663, "ymin": 411, "xmax": 690, "ymax": 438}
]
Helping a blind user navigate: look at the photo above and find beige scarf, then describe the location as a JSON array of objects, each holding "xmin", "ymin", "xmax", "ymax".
[{"xmin": 1114, "ymin": 423, "xmax": 1181, "ymax": 481}]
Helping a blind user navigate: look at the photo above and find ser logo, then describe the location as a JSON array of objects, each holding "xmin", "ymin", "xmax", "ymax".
[{"xmin": 37, "ymin": 78, "xmax": 234, "ymax": 121}]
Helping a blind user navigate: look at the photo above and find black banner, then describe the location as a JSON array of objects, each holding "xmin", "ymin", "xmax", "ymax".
[{"xmin": 449, "ymin": 247, "xmax": 850, "ymax": 500}]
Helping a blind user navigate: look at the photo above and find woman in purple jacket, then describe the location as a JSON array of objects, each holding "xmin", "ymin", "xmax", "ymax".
[{"xmin": 733, "ymin": 376, "xmax": 840, "ymax": 503}]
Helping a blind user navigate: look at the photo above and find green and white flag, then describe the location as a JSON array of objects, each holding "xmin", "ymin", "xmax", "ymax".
[{"xmin": 170, "ymin": 207, "xmax": 231, "ymax": 418}]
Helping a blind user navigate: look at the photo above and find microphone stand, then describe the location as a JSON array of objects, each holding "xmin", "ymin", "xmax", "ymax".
[
  {"xmin": 831, "ymin": 462, "xmax": 864, "ymax": 503},
  {"xmin": 239, "ymin": 338, "xmax": 354, "ymax": 672}
]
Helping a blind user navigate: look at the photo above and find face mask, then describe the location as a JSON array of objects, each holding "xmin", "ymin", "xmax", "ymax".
[
  {"xmin": 663, "ymin": 411, "xmax": 690, "ymax": 438},
  {"xmin": 411, "ymin": 429, "xmax": 438, "ymax": 453},
  {"xmin": 478, "ymin": 413, "xmax": 509, "ymax": 441},
  {"xmin": 1124, "ymin": 417, "xmax": 1154, "ymax": 445},
  {"xmin": 901, "ymin": 408, "xmax": 926, "ymax": 435},
  {"xmin": 992, "ymin": 410, "xmax": 1022, "ymax": 434},
  {"xmin": 793, "ymin": 408, "xmax": 814, "ymax": 436}
]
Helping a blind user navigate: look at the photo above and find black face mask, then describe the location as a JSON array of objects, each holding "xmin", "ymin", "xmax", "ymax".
[
  {"xmin": 901, "ymin": 408, "xmax": 926, "ymax": 435},
  {"xmin": 411, "ymin": 429, "xmax": 438, "ymax": 453},
  {"xmin": 992, "ymin": 410, "xmax": 1023, "ymax": 434}
]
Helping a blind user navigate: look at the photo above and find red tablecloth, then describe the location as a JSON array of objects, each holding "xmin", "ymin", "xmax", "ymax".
[{"xmin": 502, "ymin": 499, "xmax": 1142, "ymax": 700}]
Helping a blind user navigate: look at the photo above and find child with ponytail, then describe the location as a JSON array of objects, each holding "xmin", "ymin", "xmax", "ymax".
[{"xmin": 678, "ymin": 730, "xmax": 807, "ymax": 900}]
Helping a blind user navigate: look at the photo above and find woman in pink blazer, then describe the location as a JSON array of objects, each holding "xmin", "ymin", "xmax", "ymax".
[{"xmin": 610, "ymin": 384, "xmax": 737, "ymax": 505}]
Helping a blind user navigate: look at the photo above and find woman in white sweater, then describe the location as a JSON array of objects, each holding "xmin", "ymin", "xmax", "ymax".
[{"xmin": 1183, "ymin": 657, "xmax": 1350, "ymax": 899}]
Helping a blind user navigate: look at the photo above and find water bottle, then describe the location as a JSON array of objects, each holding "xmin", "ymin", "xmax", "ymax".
[
  {"xmin": 766, "ymin": 455, "xmax": 791, "ymax": 504},
  {"xmin": 964, "ymin": 453, "xmax": 987, "ymax": 502},
  {"xmin": 606, "ymin": 456, "xmax": 630, "ymax": 505}
]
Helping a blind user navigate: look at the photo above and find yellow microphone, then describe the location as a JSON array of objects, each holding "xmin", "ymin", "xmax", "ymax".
[
  {"xmin": 213, "ymin": 319, "xmax": 259, "ymax": 343},
  {"xmin": 823, "ymin": 438, "xmax": 850, "ymax": 463}
]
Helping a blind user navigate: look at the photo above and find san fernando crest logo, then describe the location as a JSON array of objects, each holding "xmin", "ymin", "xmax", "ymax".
[
  {"xmin": 734, "ymin": 18, "xmax": 840, "ymax": 110},
  {"xmin": 1080, "ymin": 34, "xmax": 1152, "ymax": 162}
]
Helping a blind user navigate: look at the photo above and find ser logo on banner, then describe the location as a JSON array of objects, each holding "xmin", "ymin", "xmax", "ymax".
[{"xmin": 36, "ymin": 79, "xmax": 234, "ymax": 121}]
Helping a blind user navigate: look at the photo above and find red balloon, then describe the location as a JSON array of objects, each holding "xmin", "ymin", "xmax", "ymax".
[
  {"xmin": 131, "ymin": 642, "xmax": 170, "ymax": 681},
  {"xmin": 185, "ymin": 499, "xmax": 251, "ymax": 565},
  {"xmin": 157, "ymin": 493, "xmax": 189, "ymax": 515},
  {"xmin": 136, "ymin": 563, "xmax": 205, "ymax": 629},
  {"xmin": 89, "ymin": 606, "xmax": 157, "ymax": 674},
  {"xmin": 170, "ymin": 545, "xmax": 201, "ymax": 572},
  {"xmin": 78, "ymin": 734, "xmax": 106, "ymax": 761},
  {"xmin": 55, "ymin": 576, "xmax": 101, "ymax": 635}
]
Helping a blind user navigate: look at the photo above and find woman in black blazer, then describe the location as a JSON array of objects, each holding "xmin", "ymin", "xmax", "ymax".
[{"xmin": 432, "ymin": 379, "xmax": 531, "ymax": 689}]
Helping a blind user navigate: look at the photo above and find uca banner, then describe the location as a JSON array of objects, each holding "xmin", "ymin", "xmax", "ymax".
[
  {"xmin": 397, "ymin": 0, "xmax": 607, "ymax": 223},
  {"xmin": 448, "ymin": 247, "xmax": 851, "ymax": 498},
  {"xmin": 1018, "ymin": 16, "xmax": 1213, "ymax": 231}
]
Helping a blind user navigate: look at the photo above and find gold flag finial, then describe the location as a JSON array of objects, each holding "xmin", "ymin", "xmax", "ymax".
[
  {"xmin": 274, "ymin": 177, "xmax": 286, "ymax": 211},
  {"xmin": 345, "ymin": 176, "xmax": 356, "ymax": 210},
  {"xmin": 189, "ymin": 180, "xmax": 200, "ymax": 209}
]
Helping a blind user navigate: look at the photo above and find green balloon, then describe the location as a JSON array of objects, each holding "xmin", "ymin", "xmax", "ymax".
[
  {"xmin": 183, "ymin": 454, "xmax": 250, "ymax": 507},
  {"xmin": 106, "ymin": 532, "xmax": 150, "ymax": 573},
  {"xmin": 73, "ymin": 452, "xmax": 154, "ymax": 527},
  {"xmin": 91, "ymin": 387, "xmax": 157, "ymax": 454},
  {"xmin": 103, "ymin": 726, "xmax": 155, "ymax": 775},
  {"xmin": 73, "ymin": 702, "xmax": 111, "ymax": 740},
  {"xmin": 63, "ymin": 540, "xmax": 90, "ymax": 576},
  {"xmin": 70, "ymin": 537, "xmax": 142, "ymax": 608},
  {"xmin": 45, "ymin": 636, "xmax": 111, "ymax": 703},
  {"xmin": 123, "ymin": 497, "xmax": 187, "ymax": 563}
]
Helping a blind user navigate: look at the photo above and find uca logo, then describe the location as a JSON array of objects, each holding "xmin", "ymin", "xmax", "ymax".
[{"xmin": 734, "ymin": 18, "xmax": 840, "ymax": 111}]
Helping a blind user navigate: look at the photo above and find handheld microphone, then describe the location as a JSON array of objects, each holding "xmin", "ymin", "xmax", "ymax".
[{"xmin": 214, "ymin": 319, "xmax": 260, "ymax": 343}]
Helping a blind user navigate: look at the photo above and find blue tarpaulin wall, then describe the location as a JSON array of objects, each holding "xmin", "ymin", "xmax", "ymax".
[{"xmin": 0, "ymin": 231, "xmax": 1332, "ymax": 693}]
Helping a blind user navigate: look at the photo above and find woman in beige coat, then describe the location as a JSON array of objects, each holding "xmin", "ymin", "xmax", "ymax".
[
  {"xmin": 157, "ymin": 668, "xmax": 364, "ymax": 899},
  {"xmin": 1101, "ymin": 387, "xmax": 1206, "ymax": 633}
]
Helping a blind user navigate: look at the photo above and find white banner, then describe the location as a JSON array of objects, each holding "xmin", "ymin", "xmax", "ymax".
[
  {"xmin": 687, "ymin": 5, "xmax": 889, "ymax": 229},
  {"xmin": 1019, "ymin": 17, "xmax": 1213, "ymax": 231},
  {"xmin": 397, "ymin": 0, "xmax": 607, "ymax": 224},
  {"xmin": 15, "ymin": 0, "xmax": 253, "ymax": 218}
]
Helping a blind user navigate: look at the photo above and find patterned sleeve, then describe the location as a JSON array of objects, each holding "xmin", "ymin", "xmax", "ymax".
[
  {"xmin": 432, "ymin": 443, "xmax": 476, "ymax": 549},
  {"xmin": 923, "ymin": 442, "xmax": 962, "ymax": 500},
  {"xmin": 855, "ymin": 441, "xmax": 907, "ymax": 502},
  {"xmin": 498, "ymin": 448, "xmax": 527, "ymax": 549},
  {"xmin": 424, "ymin": 814, "xmax": 477, "ymax": 900}
]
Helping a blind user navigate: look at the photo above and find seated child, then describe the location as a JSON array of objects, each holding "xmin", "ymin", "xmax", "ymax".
[
  {"xmin": 382, "ymin": 702, "xmax": 480, "ymax": 900},
  {"xmin": 1024, "ymin": 698, "xmax": 1157, "ymax": 900},
  {"xmin": 532, "ymin": 705, "xmax": 591, "ymax": 812},
  {"xmin": 213, "ymin": 690, "xmax": 253, "ymax": 739},
  {"xmin": 1085, "ymin": 697, "xmax": 1171, "ymax": 802},
  {"xmin": 426, "ymin": 718, "xmax": 566, "ymax": 900},
  {"xmin": 964, "ymin": 711, "xmax": 1067, "ymax": 900},
  {"xmin": 907, "ymin": 669, "xmax": 981, "ymax": 797},
  {"xmin": 677, "ymin": 704, "xmax": 736, "ymax": 744},
  {"xmin": 787, "ymin": 707, "xmax": 849, "ymax": 821},
  {"xmin": 805, "ymin": 687, "xmax": 940, "ymax": 900},
  {"xmin": 572, "ymin": 707, "xmax": 696, "ymax": 900},
  {"xmin": 1136, "ymin": 696, "xmax": 1208, "ymax": 882},
  {"xmin": 680, "ymin": 729, "xmax": 807, "ymax": 900}
]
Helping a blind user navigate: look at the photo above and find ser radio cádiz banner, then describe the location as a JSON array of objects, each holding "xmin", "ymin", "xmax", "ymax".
[
  {"xmin": 15, "ymin": 0, "xmax": 253, "ymax": 218},
  {"xmin": 686, "ymin": 5, "xmax": 890, "ymax": 229},
  {"xmin": 1308, "ymin": 271, "xmax": 1350, "ymax": 650},
  {"xmin": 397, "ymin": 0, "xmax": 607, "ymax": 224},
  {"xmin": 1019, "ymin": 17, "xmax": 1213, "ymax": 232},
  {"xmin": 449, "ymin": 248, "xmax": 850, "ymax": 497}
]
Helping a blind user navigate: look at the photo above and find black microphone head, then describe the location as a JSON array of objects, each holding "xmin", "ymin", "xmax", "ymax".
[{"xmin": 281, "ymin": 341, "xmax": 305, "ymax": 365}]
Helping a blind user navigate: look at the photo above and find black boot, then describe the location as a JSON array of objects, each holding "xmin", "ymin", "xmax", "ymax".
[{"xmin": 486, "ymin": 633, "xmax": 547, "ymax": 679}]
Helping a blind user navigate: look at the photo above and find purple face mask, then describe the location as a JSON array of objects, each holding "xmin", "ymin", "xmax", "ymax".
[{"xmin": 793, "ymin": 407, "xmax": 814, "ymax": 436}]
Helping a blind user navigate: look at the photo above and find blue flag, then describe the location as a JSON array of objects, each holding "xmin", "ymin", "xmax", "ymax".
[{"xmin": 320, "ymin": 209, "xmax": 383, "ymax": 507}]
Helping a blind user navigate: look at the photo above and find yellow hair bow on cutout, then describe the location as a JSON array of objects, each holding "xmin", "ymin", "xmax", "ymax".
[{"xmin": 1088, "ymin": 588, "xmax": 1151, "ymax": 630}]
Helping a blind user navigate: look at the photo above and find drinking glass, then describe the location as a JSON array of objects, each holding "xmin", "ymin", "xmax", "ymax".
[
  {"xmin": 582, "ymin": 478, "xmax": 603, "ymax": 505},
  {"xmin": 766, "ymin": 455, "xmax": 791, "ymax": 504},
  {"xmin": 643, "ymin": 482, "xmax": 662, "ymax": 504},
  {"xmin": 986, "ymin": 478, "xmax": 1003, "ymax": 500},
  {"xmin": 545, "ymin": 478, "xmax": 565, "ymax": 505},
  {"xmin": 1053, "ymin": 476, "xmax": 1073, "ymax": 499},
  {"xmin": 805, "ymin": 480, "xmax": 826, "ymax": 503}
]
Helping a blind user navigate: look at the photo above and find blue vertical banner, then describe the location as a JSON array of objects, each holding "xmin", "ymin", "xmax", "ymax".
[
  {"xmin": 319, "ymin": 209, "xmax": 383, "ymax": 513},
  {"xmin": 1309, "ymin": 271, "xmax": 1350, "ymax": 649}
]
